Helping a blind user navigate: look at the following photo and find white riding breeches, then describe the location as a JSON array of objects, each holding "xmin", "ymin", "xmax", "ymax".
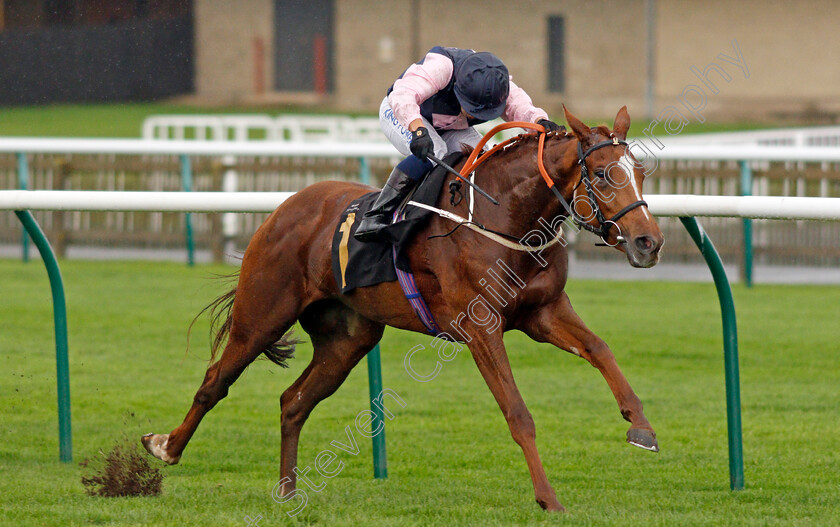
[{"xmin": 379, "ymin": 97, "xmax": 482, "ymax": 160}]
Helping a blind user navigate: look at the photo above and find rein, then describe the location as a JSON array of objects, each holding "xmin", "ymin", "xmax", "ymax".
[
  {"xmin": 406, "ymin": 200, "xmax": 565, "ymax": 253},
  {"xmin": 453, "ymin": 121, "xmax": 648, "ymax": 246}
]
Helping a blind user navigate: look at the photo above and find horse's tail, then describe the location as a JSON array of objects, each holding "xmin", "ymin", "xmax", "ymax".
[{"xmin": 188, "ymin": 271, "xmax": 297, "ymax": 368}]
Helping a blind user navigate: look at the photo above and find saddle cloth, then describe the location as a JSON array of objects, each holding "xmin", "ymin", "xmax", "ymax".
[{"xmin": 330, "ymin": 152, "xmax": 461, "ymax": 294}]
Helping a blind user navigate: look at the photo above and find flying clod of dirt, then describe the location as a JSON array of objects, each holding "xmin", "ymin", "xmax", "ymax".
[{"xmin": 80, "ymin": 438, "xmax": 164, "ymax": 497}]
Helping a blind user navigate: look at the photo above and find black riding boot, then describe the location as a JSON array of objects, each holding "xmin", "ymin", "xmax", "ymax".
[{"xmin": 354, "ymin": 167, "xmax": 418, "ymax": 242}]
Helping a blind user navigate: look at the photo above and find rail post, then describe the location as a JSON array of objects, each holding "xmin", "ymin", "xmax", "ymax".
[
  {"xmin": 53, "ymin": 158, "xmax": 72, "ymax": 258},
  {"xmin": 221, "ymin": 155, "xmax": 239, "ymax": 264},
  {"xmin": 17, "ymin": 152, "xmax": 30, "ymax": 262},
  {"xmin": 14, "ymin": 210, "xmax": 72, "ymax": 463},
  {"xmin": 180, "ymin": 154, "xmax": 195, "ymax": 266},
  {"xmin": 366, "ymin": 345, "xmax": 388, "ymax": 478},
  {"xmin": 359, "ymin": 156, "xmax": 388, "ymax": 478},
  {"xmin": 680, "ymin": 216, "xmax": 744, "ymax": 490},
  {"xmin": 739, "ymin": 161, "xmax": 753, "ymax": 287}
]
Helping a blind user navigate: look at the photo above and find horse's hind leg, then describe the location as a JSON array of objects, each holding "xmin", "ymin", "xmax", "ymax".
[
  {"xmin": 142, "ymin": 281, "xmax": 302, "ymax": 464},
  {"xmin": 277, "ymin": 300, "xmax": 384, "ymax": 494},
  {"xmin": 142, "ymin": 321, "xmax": 295, "ymax": 463}
]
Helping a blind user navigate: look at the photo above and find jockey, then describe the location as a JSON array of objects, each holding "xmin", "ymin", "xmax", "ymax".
[{"xmin": 354, "ymin": 46, "xmax": 565, "ymax": 242}]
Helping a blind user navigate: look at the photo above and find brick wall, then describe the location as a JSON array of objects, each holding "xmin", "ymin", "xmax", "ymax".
[
  {"xmin": 195, "ymin": 0, "xmax": 274, "ymax": 101},
  {"xmin": 194, "ymin": 0, "xmax": 840, "ymax": 121}
]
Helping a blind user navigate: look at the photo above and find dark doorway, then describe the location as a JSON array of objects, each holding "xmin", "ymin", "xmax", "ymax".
[{"xmin": 274, "ymin": 0, "xmax": 333, "ymax": 93}]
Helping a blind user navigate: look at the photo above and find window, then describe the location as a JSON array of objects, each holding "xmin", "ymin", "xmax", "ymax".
[{"xmin": 547, "ymin": 15, "xmax": 565, "ymax": 93}]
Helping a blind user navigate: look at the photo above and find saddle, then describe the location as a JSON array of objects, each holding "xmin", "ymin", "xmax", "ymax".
[{"xmin": 330, "ymin": 152, "xmax": 462, "ymax": 294}]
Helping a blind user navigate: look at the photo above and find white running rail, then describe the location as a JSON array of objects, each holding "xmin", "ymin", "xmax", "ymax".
[
  {"xmin": 2, "ymin": 191, "xmax": 840, "ymax": 222},
  {"xmin": 659, "ymin": 126, "xmax": 840, "ymax": 148},
  {"xmin": 142, "ymin": 114, "xmax": 522, "ymax": 143},
  {"xmin": 142, "ymin": 114, "xmax": 840, "ymax": 150},
  {"xmin": 4, "ymin": 137, "xmax": 840, "ymax": 161}
]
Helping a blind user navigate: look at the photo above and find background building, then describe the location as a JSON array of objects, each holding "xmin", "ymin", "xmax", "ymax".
[
  {"xmin": 195, "ymin": 0, "xmax": 840, "ymax": 122},
  {"xmin": 1, "ymin": 0, "xmax": 839, "ymax": 122}
]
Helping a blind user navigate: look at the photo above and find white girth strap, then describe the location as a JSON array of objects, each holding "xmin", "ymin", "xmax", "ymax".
[{"xmin": 406, "ymin": 201, "xmax": 565, "ymax": 253}]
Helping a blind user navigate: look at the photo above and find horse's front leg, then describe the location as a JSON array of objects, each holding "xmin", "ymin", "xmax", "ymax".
[
  {"xmin": 461, "ymin": 322, "xmax": 564, "ymax": 512},
  {"xmin": 518, "ymin": 291, "xmax": 658, "ymax": 452}
]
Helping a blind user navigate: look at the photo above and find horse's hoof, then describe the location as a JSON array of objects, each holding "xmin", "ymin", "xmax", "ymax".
[
  {"xmin": 141, "ymin": 433, "xmax": 181, "ymax": 465},
  {"xmin": 536, "ymin": 497, "xmax": 566, "ymax": 512},
  {"xmin": 626, "ymin": 427, "xmax": 659, "ymax": 452}
]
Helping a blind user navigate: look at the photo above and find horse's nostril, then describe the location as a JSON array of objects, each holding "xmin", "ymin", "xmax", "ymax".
[{"xmin": 634, "ymin": 235, "xmax": 655, "ymax": 254}]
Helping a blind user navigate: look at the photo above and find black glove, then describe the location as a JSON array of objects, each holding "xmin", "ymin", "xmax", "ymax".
[
  {"xmin": 410, "ymin": 126, "xmax": 434, "ymax": 160},
  {"xmin": 537, "ymin": 118, "xmax": 566, "ymax": 133}
]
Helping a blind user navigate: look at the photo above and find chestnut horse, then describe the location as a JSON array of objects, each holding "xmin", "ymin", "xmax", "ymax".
[{"xmin": 142, "ymin": 107, "xmax": 664, "ymax": 511}]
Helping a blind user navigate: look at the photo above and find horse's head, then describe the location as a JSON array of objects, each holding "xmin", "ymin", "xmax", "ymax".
[{"xmin": 560, "ymin": 106, "xmax": 664, "ymax": 268}]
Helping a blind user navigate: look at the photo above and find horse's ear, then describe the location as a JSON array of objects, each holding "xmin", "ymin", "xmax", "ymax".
[
  {"xmin": 613, "ymin": 105, "xmax": 631, "ymax": 141},
  {"xmin": 563, "ymin": 105, "xmax": 591, "ymax": 144}
]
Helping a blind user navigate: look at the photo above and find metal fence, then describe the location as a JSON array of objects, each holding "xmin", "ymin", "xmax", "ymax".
[
  {"xmin": 0, "ymin": 152, "xmax": 395, "ymax": 259},
  {"xmin": 141, "ymin": 114, "xmax": 524, "ymax": 142},
  {"xmin": 578, "ymin": 158, "xmax": 840, "ymax": 266},
  {"xmin": 2, "ymin": 137, "xmax": 840, "ymax": 267}
]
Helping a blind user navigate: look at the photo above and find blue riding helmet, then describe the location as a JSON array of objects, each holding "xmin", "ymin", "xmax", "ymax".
[{"xmin": 453, "ymin": 52, "xmax": 510, "ymax": 121}]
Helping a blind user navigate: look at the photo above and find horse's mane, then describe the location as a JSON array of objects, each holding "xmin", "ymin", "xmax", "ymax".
[
  {"xmin": 461, "ymin": 131, "xmax": 571, "ymax": 162},
  {"xmin": 462, "ymin": 124, "xmax": 612, "ymax": 163},
  {"xmin": 461, "ymin": 126, "xmax": 588, "ymax": 166}
]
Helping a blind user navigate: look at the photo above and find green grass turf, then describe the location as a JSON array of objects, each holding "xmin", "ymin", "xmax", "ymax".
[
  {"xmin": 1, "ymin": 259, "xmax": 838, "ymax": 526},
  {"xmin": 0, "ymin": 102, "xmax": 785, "ymax": 138}
]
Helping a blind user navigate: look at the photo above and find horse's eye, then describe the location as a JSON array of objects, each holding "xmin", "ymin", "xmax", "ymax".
[{"xmin": 592, "ymin": 169, "xmax": 609, "ymax": 189}]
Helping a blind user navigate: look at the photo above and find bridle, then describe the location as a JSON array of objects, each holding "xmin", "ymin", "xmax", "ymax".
[
  {"xmin": 454, "ymin": 121, "xmax": 649, "ymax": 246},
  {"xmin": 560, "ymin": 136, "xmax": 649, "ymax": 245}
]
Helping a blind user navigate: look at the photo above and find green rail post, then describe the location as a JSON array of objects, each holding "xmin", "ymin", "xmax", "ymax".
[
  {"xmin": 359, "ymin": 156, "xmax": 388, "ymax": 478},
  {"xmin": 739, "ymin": 161, "xmax": 753, "ymax": 287},
  {"xmin": 17, "ymin": 152, "xmax": 30, "ymax": 262},
  {"xmin": 180, "ymin": 154, "xmax": 195, "ymax": 267},
  {"xmin": 680, "ymin": 216, "xmax": 744, "ymax": 490},
  {"xmin": 14, "ymin": 210, "xmax": 72, "ymax": 463},
  {"xmin": 367, "ymin": 345, "xmax": 388, "ymax": 478}
]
